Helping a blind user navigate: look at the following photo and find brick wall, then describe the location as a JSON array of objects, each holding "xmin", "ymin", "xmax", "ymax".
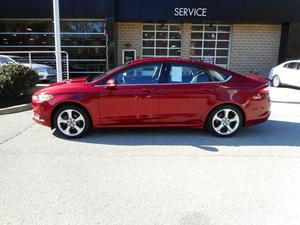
[
  {"xmin": 115, "ymin": 23, "xmax": 282, "ymax": 76},
  {"xmin": 116, "ymin": 22, "xmax": 142, "ymax": 65},
  {"xmin": 181, "ymin": 23, "xmax": 192, "ymax": 58},
  {"xmin": 230, "ymin": 24, "xmax": 282, "ymax": 75}
]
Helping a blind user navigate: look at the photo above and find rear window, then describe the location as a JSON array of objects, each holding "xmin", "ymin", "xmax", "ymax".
[
  {"xmin": 208, "ymin": 69, "xmax": 231, "ymax": 81},
  {"xmin": 287, "ymin": 62, "xmax": 298, "ymax": 69}
]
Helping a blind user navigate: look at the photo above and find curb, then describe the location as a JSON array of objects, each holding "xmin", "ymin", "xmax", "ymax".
[{"xmin": 0, "ymin": 103, "xmax": 32, "ymax": 115}]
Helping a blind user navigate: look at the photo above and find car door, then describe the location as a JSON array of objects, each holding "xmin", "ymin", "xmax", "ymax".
[
  {"xmin": 156, "ymin": 63, "xmax": 218, "ymax": 127},
  {"xmin": 97, "ymin": 62, "xmax": 163, "ymax": 126},
  {"xmin": 283, "ymin": 62, "xmax": 298, "ymax": 86}
]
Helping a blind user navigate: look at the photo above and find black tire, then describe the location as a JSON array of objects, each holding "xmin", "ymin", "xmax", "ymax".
[
  {"xmin": 53, "ymin": 105, "xmax": 91, "ymax": 138},
  {"xmin": 271, "ymin": 75, "xmax": 281, "ymax": 87},
  {"xmin": 206, "ymin": 105, "xmax": 243, "ymax": 138}
]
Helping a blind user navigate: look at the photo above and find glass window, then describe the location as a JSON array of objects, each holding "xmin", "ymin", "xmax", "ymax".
[
  {"xmin": 0, "ymin": 20, "xmax": 53, "ymax": 32},
  {"xmin": 168, "ymin": 64, "xmax": 213, "ymax": 84},
  {"xmin": 115, "ymin": 63, "xmax": 162, "ymax": 85},
  {"xmin": 61, "ymin": 21, "xmax": 105, "ymax": 33},
  {"xmin": 287, "ymin": 62, "xmax": 298, "ymax": 69},
  {"xmin": 143, "ymin": 32, "xmax": 155, "ymax": 39},
  {"xmin": 61, "ymin": 34, "xmax": 106, "ymax": 46},
  {"xmin": 208, "ymin": 69, "xmax": 231, "ymax": 81},
  {"xmin": 143, "ymin": 25, "xmax": 155, "ymax": 30},
  {"xmin": 143, "ymin": 40, "xmax": 154, "ymax": 47},
  {"xmin": 142, "ymin": 23, "xmax": 182, "ymax": 58},
  {"xmin": 190, "ymin": 24, "xmax": 231, "ymax": 68},
  {"xmin": 0, "ymin": 20, "xmax": 107, "ymax": 76}
]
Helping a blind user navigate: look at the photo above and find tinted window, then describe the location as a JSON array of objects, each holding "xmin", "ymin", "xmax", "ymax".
[
  {"xmin": 115, "ymin": 63, "xmax": 162, "ymax": 85},
  {"xmin": 168, "ymin": 64, "xmax": 213, "ymax": 83},
  {"xmin": 287, "ymin": 62, "xmax": 298, "ymax": 69},
  {"xmin": 208, "ymin": 69, "xmax": 231, "ymax": 81}
]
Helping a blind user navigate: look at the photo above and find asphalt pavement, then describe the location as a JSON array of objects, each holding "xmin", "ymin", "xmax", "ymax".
[{"xmin": 0, "ymin": 87, "xmax": 300, "ymax": 225}]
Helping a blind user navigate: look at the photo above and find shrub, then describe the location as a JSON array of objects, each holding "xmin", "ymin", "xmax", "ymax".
[{"xmin": 0, "ymin": 64, "xmax": 38, "ymax": 99}]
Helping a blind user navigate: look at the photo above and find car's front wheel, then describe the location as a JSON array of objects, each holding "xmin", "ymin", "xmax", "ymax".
[
  {"xmin": 206, "ymin": 105, "xmax": 243, "ymax": 137},
  {"xmin": 54, "ymin": 105, "xmax": 91, "ymax": 138},
  {"xmin": 271, "ymin": 75, "xmax": 281, "ymax": 87}
]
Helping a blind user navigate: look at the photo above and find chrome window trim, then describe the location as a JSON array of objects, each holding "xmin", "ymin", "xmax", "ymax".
[{"xmin": 94, "ymin": 75, "xmax": 232, "ymax": 87}]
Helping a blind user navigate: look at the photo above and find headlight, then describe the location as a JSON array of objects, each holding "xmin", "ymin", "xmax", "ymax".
[{"xmin": 32, "ymin": 93, "xmax": 54, "ymax": 102}]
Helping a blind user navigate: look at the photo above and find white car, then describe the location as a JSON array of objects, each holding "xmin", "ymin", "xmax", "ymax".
[
  {"xmin": 269, "ymin": 60, "xmax": 300, "ymax": 88},
  {"xmin": 0, "ymin": 55, "xmax": 57, "ymax": 82}
]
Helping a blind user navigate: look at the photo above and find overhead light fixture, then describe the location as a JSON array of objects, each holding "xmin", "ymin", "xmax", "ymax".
[{"xmin": 26, "ymin": 28, "xmax": 32, "ymax": 31}]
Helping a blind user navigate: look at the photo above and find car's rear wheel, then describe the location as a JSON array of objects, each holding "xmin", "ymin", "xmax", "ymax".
[
  {"xmin": 54, "ymin": 105, "xmax": 91, "ymax": 138},
  {"xmin": 272, "ymin": 75, "xmax": 281, "ymax": 87},
  {"xmin": 206, "ymin": 105, "xmax": 243, "ymax": 137}
]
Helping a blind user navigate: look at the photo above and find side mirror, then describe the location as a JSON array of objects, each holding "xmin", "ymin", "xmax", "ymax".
[{"xmin": 106, "ymin": 78, "xmax": 117, "ymax": 90}]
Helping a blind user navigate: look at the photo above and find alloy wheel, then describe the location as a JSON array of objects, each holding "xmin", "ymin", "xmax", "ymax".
[
  {"xmin": 57, "ymin": 109, "xmax": 86, "ymax": 137},
  {"xmin": 212, "ymin": 108, "xmax": 240, "ymax": 136}
]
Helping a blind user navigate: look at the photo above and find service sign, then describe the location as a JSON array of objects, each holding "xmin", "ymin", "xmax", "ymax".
[{"xmin": 174, "ymin": 8, "xmax": 207, "ymax": 17}]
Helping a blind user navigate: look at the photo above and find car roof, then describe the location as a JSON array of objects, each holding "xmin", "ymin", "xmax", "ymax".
[
  {"xmin": 281, "ymin": 60, "xmax": 300, "ymax": 64},
  {"xmin": 127, "ymin": 57, "xmax": 224, "ymax": 71}
]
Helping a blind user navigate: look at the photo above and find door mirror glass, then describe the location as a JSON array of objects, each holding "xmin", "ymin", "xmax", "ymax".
[{"xmin": 106, "ymin": 78, "xmax": 116, "ymax": 90}]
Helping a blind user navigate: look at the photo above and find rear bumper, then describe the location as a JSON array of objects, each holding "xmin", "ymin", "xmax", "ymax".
[
  {"xmin": 245, "ymin": 93, "xmax": 271, "ymax": 127},
  {"xmin": 245, "ymin": 110, "xmax": 271, "ymax": 126}
]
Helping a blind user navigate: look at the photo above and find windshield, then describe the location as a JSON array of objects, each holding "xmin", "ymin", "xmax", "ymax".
[
  {"xmin": 10, "ymin": 56, "xmax": 29, "ymax": 64},
  {"xmin": 87, "ymin": 64, "xmax": 126, "ymax": 82}
]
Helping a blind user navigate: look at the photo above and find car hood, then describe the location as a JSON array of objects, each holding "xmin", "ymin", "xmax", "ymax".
[{"xmin": 34, "ymin": 77, "xmax": 89, "ymax": 95}]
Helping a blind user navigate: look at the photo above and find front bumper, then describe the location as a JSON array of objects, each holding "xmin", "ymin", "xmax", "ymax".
[{"xmin": 32, "ymin": 101, "xmax": 53, "ymax": 127}]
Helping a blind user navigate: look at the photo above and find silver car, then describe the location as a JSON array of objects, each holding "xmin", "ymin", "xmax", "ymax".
[{"xmin": 0, "ymin": 55, "xmax": 57, "ymax": 82}]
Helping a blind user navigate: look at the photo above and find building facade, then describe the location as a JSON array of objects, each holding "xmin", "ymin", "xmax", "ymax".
[{"xmin": 0, "ymin": 0, "xmax": 299, "ymax": 77}]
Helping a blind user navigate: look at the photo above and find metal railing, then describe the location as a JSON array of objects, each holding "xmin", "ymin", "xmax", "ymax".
[{"xmin": 0, "ymin": 51, "xmax": 69, "ymax": 80}]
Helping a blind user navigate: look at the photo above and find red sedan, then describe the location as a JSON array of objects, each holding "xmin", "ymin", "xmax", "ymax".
[{"xmin": 32, "ymin": 58, "xmax": 270, "ymax": 138}]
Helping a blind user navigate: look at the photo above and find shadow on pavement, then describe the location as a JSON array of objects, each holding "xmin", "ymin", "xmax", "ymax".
[{"xmin": 54, "ymin": 120, "xmax": 300, "ymax": 151}]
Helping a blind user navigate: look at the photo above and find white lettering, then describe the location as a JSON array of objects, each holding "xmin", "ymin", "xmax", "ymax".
[
  {"xmin": 174, "ymin": 8, "xmax": 208, "ymax": 17},
  {"xmin": 174, "ymin": 8, "xmax": 179, "ymax": 16}
]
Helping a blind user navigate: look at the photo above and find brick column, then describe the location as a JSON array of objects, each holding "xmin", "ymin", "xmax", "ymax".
[{"xmin": 181, "ymin": 23, "xmax": 192, "ymax": 59}]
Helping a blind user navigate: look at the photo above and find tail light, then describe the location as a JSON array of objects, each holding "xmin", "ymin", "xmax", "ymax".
[{"xmin": 256, "ymin": 86, "xmax": 270, "ymax": 94}]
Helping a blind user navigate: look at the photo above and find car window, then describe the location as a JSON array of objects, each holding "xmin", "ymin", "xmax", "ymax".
[
  {"xmin": 115, "ymin": 63, "xmax": 163, "ymax": 85},
  {"xmin": 168, "ymin": 64, "xmax": 213, "ymax": 84},
  {"xmin": 0, "ymin": 57, "xmax": 12, "ymax": 64},
  {"xmin": 297, "ymin": 63, "xmax": 300, "ymax": 70},
  {"xmin": 287, "ymin": 62, "xmax": 298, "ymax": 69},
  {"xmin": 208, "ymin": 69, "xmax": 231, "ymax": 81}
]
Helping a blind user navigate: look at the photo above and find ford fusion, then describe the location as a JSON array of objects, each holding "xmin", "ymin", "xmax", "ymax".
[{"xmin": 32, "ymin": 58, "xmax": 270, "ymax": 138}]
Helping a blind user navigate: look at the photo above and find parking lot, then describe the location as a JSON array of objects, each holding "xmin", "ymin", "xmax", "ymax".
[{"xmin": 1, "ymin": 87, "xmax": 300, "ymax": 225}]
